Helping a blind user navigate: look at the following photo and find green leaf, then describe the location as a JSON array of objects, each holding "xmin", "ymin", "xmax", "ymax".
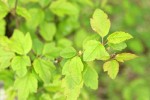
[
  {"xmin": 60, "ymin": 47, "xmax": 76, "ymax": 58},
  {"xmin": 62, "ymin": 77, "xmax": 83, "ymax": 100},
  {"xmin": 0, "ymin": 19, "xmax": 6, "ymax": 35},
  {"xmin": 16, "ymin": 6, "xmax": 31, "ymax": 21},
  {"xmin": 115, "ymin": 53, "xmax": 137, "ymax": 62},
  {"xmin": 83, "ymin": 40, "xmax": 109, "ymax": 61},
  {"xmin": 83, "ymin": 65, "xmax": 98, "ymax": 89},
  {"xmin": 90, "ymin": 9, "xmax": 110, "ymax": 37},
  {"xmin": 108, "ymin": 42, "xmax": 127, "ymax": 51},
  {"xmin": 39, "ymin": 22, "xmax": 56, "ymax": 41},
  {"xmin": 9, "ymin": 30, "xmax": 32, "ymax": 55},
  {"xmin": 103, "ymin": 60, "xmax": 119, "ymax": 79},
  {"xmin": 14, "ymin": 73, "xmax": 38, "ymax": 100},
  {"xmin": 0, "ymin": 47, "xmax": 15, "ymax": 69},
  {"xmin": 11, "ymin": 56, "xmax": 31, "ymax": 77},
  {"xmin": 0, "ymin": 1, "xmax": 9, "ymax": 19},
  {"xmin": 33, "ymin": 58, "xmax": 55, "ymax": 83},
  {"xmin": 50, "ymin": 0, "xmax": 79, "ymax": 17},
  {"xmin": 32, "ymin": 39, "xmax": 44, "ymax": 55},
  {"xmin": 107, "ymin": 31, "xmax": 133, "ymax": 44},
  {"xmin": 62, "ymin": 56, "xmax": 84, "ymax": 83}
]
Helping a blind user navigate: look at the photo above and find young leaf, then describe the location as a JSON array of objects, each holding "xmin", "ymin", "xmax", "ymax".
[
  {"xmin": 62, "ymin": 77, "xmax": 83, "ymax": 100},
  {"xmin": 83, "ymin": 40, "xmax": 109, "ymax": 61},
  {"xmin": 39, "ymin": 22, "xmax": 56, "ymax": 41},
  {"xmin": 0, "ymin": 47, "xmax": 15, "ymax": 69},
  {"xmin": 60, "ymin": 47, "xmax": 76, "ymax": 58},
  {"xmin": 62, "ymin": 56, "xmax": 84, "ymax": 83},
  {"xmin": 107, "ymin": 31, "xmax": 133, "ymax": 44},
  {"xmin": 103, "ymin": 60, "xmax": 119, "ymax": 79},
  {"xmin": 0, "ymin": 19, "xmax": 6, "ymax": 35},
  {"xmin": 115, "ymin": 53, "xmax": 137, "ymax": 62},
  {"xmin": 14, "ymin": 73, "xmax": 38, "ymax": 100},
  {"xmin": 33, "ymin": 58, "xmax": 55, "ymax": 84},
  {"xmin": 16, "ymin": 6, "xmax": 31, "ymax": 21},
  {"xmin": 108, "ymin": 42, "xmax": 127, "ymax": 51},
  {"xmin": 9, "ymin": 30, "xmax": 32, "ymax": 55},
  {"xmin": 90, "ymin": 9, "xmax": 110, "ymax": 37},
  {"xmin": 83, "ymin": 65, "xmax": 98, "ymax": 89},
  {"xmin": 50, "ymin": 0, "xmax": 79, "ymax": 17},
  {"xmin": 11, "ymin": 56, "xmax": 31, "ymax": 77}
]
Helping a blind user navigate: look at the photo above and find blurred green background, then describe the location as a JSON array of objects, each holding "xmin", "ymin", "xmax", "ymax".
[{"xmin": 0, "ymin": 0, "xmax": 150, "ymax": 100}]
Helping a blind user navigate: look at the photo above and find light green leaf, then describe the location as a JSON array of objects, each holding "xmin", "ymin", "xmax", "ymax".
[
  {"xmin": 108, "ymin": 42, "xmax": 127, "ymax": 51},
  {"xmin": 11, "ymin": 56, "xmax": 31, "ymax": 77},
  {"xmin": 50, "ymin": 0, "xmax": 79, "ymax": 17},
  {"xmin": 26, "ymin": 8, "xmax": 45, "ymax": 29},
  {"xmin": 32, "ymin": 39, "xmax": 44, "ymax": 55},
  {"xmin": 39, "ymin": 22, "xmax": 56, "ymax": 41},
  {"xmin": 14, "ymin": 73, "xmax": 38, "ymax": 100},
  {"xmin": 0, "ymin": 1, "xmax": 9, "ymax": 19},
  {"xmin": 60, "ymin": 47, "xmax": 76, "ymax": 58},
  {"xmin": 62, "ymin": 56, "xmax": 84, "ymax": 83},
  {"xmin": 83, "ymin": 65, "xmax": 98, "ymax": 89},
  {"xmin": 115, "ymin": 53, "xmax": 137, "ymax": 62},
  {"xmin": 16, "ymin": 6, "xmax": 31, "ymax": 21},
  {"xmin": 33, "ymin": 58, "xmax": 55, "ymax": 83},
  {"xmin": 62, "ymin": 77, "xmax": 83, "ymax": 100},
  {"xmin": 0, "ymin": 19, "xmax": 6, "ymax": 35},
  {"xmin": 0, "ymin": 47, "xmax": 15, "ymax": 69},
  {"xmin": 90, "ymin": 9, "xmax": 110, "ymax": 37},
  {"xmin": 107, "ymin": 31, "xmax": 133, "ymax": 44},
  {"xmin": 103, "ymin": 60, "xmax": 119, "ymax": 79},
  {"xmin": 83, "ymin": 40, "xmax": 109, "ymax": 61},
  {"xmin": 9, "ymin": 30, "xmax": 32, "ymax": 55}
]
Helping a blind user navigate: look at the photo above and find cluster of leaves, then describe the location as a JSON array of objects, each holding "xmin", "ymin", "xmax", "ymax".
[{"xmin": 0, "ymin": 0, "xmax": 138, "ymax": 100}]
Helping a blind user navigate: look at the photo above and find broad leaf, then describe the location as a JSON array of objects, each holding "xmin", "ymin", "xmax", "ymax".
[
  {"xmin": 14, "ymin": 73, "xmax": 38, "ymax": 100},
  {"xmin": 90, "ymin": 9, "xmax": 110, "ymax": 37},
  {"xmin": 32, "ymin": 39, "xmax": 44, "ymax": 55},
  {"xmin": 107, "ymin": 31, "xmax": 133, "ymax": 44},
  {"xmin": 60, "ymin": 47, "xmax": 76, "ymax": 58},
  {"xmin": 11, "ymin": 56, "xmax": 31, "ymax": 77},
  {"xmin": 108, "ymin": 42, "xmax": 127, "ymax": 51},
  {"xmin": 50, "ymin": 0, "xmax": 79, "ymax": 17},
  {"xmin": 39, "ymin": 22, "xmax": 56, "ymax": 41},
  {"xmin": 83, "ymin": 65, "xmax": 98, "ymax": 89},
  {"xmin": 16, "ymin": 6, "xmax": 31, "ymax": 21},
  {"xmin": 83, "ymin": 40, "xmax": 109, "ymax": 61},
  {"xmin": 115, "ymin": 53, "xmax": 137, "ymax": 62},
  {"xmin": 103, "ymin": 60, "xmax": 119, "ymax": 79},
  {"xmin": 33, "ymin": 58, "xmax": 55, "ymax": 83},
  {"xmin": 9, "ymin": 30, "xmax": 32, "ymax": 55},
  {"xmin": 0, "ymin": 47, "xmax": 15, "ymax": 69},
  {"xmin": 62, "ymin": 56, "xmax": 84, "ymax": 83}
]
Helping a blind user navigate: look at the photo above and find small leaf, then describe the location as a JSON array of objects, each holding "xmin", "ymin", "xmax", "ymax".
[
  {"xmin": 115, "ymin": 53, "xmax": 137, "ymax": 62},
  {"xmin": 83, "ymin": 40, "xmax": 109, "ymax": 61},
  {"xmin": 62, "ymin": 56, "xmax": 84, "ymax": 83},
  {"xmin": 83, "ymin": 65, "xmax": 98, "ymax": 89},
  {"xmin": 0, "ymin": 47, "xmax": 15, "ymax": 69},
  {"xmin": 9, "ymin": 30, "xmax": 32, "ymax": 55},
  {"xmin": 33, "ymin": 58, "xmax": 55, "ymax": 83},
  {"xmin": 39, "ymin": 22, "xmax": 56, "ymax": 41},
  {"xmin": 103, "ymin": 60, "xmax": 119, "ymax": 79},
  {"xmin": 11, "ymin": 56, "xmax": 31, "ymax": 77},
  {"xmin": 14, "ymin": 73, "xmax": 38, "ymax": 100},
  {"xmin": 16, "ymin": 6, "xmax": 31, "ymax": 21},
  {"xmin": 90, "ymin": 9, "xmax": 110, "ymax": 37},
  {"xmin": 0, "ymin": 19, "xmax": 6, "ymax": 35},
  {"xmin": 60, "ymin": 47, "xmax": 76, "ymax": 58},
  {"xmin": 107, "ymin": 31, "xmax": 133, "ymax": 44},
  {"xmin": 108, "ymin": 42, "xmax": 127, "ymax": 51}
]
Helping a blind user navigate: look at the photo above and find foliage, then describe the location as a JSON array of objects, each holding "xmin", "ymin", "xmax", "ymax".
[{"xmin": 0, "ymin": 0, "xmax": 149, "ymax": 100}]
